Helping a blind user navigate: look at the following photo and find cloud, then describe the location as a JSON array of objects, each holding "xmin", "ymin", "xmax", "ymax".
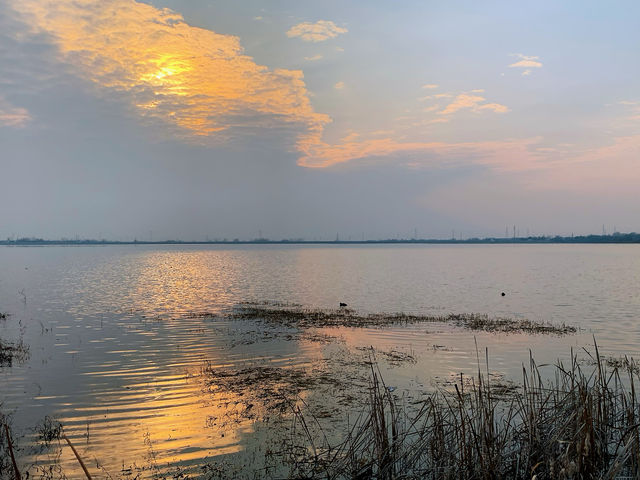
[
  {"xmin": 0, "ymin": 96, "xmax": 31, "ymax": 127},
  {"xmin": 304, "ymin": 54, "xmax": 323, "ymax": 61},
  {"xmin": 617, "ymin": 100, "xmax": 640, "ymax": 120},
  {"xmin": 4, "ymin": 1, "xmax": 524, "ymax": 173},
  {"xmin": 422, "ymin": 84, "xmax": 438, "ymax": 89},
  {"xmin": 286, "ymin": 20, "xmax": 347, "ymax": 42},
  {"xmin": 509, "ymin": 53, "xmax": 543, "ymax": 71},
  {"xmin": 439, "ymin": 94, "xmax": 509, "ymax": 115},
  {"xmin": 11, "ymin": 0, "xmax": 330, "ymax": 144},
  {"xmin": 297, "ymin": 136, "xmax": 542, "ymax": 169}
]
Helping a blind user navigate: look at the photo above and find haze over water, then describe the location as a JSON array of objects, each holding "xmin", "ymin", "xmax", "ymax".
[{"xmin": 1, "ymin": 244, "xmax": 638, "ymax": 474}]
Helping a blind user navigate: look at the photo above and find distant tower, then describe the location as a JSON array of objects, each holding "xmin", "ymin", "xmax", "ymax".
[{"xmin": 513, "ymin": 225, "xmax": 516, "ymax": 239}]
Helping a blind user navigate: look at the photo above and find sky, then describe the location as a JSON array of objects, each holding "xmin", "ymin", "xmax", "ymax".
[{"xmin": 1, "ymin": 0, "xmax": 639, "ymax": 240}]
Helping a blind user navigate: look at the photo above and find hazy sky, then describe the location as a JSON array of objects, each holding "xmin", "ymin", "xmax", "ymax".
[{"xmin": 1, "ymin": 0, "xmax": 639, "ymax": 240}]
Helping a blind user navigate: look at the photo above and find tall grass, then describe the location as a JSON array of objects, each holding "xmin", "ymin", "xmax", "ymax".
[{"xmin": 283, "ymin": 343, "xmax": 640, "ymax": 479}]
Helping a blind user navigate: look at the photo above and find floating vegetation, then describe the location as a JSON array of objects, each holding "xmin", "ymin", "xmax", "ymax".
[
  {"xmin": 229, "ymin": 304, "xmax": 576, "ymax": 335},
  {"xmin": 201, "ymin": 359, "xmax": 368, "ymax": 426},
  {"xmin": 451, "ymin": 313, "xmax": 576, "ymax": 334},
  {"xmin": 0, "ymin": 338, "xmax": 29, "ymax": 367},
  {"xmin": 356, "ymin": 346, "xmax": 417, "ymax": 367}
]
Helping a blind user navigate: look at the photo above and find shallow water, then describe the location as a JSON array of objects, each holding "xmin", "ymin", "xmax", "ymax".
[{"xmin": 1, "ymin": 244, "xmax": 639, "ymax": 475}]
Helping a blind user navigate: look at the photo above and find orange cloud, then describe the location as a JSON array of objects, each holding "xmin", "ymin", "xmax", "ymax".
[
  {"xmin": 12, "ymin": 0, "xmax": 330, "ymax": 141},
  {"xmin": 297, "ymin": 135, "xmax": 542, "ymax": 169},
  {"xmin": 8, "ymin": 1, "xmax": 528, "ymax": 172}
]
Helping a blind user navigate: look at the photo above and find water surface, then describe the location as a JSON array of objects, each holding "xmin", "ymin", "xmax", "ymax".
[{"xmin": 1, "ymin": 244, "xmax": 638, "ymax": 475}]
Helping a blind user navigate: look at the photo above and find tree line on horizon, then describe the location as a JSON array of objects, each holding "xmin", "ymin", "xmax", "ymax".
[{"xmin": 2, "ymin": 231, "xmax": 640, "ymax": 245}]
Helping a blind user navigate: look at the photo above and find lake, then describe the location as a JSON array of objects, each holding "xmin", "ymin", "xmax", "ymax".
[{"xmin": 1, "ymin": 244, "xmax": 639, "ymax": 476}]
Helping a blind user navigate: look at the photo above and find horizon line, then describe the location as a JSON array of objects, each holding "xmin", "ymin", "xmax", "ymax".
[{"xmin": 2, "ymin": 231, "xmax": 640, "ymax": 246}]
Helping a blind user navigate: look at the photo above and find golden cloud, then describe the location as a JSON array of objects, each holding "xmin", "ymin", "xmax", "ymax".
[
  {"xmin": 12, "ymin": 0, "xmax": 330, "ymax": 142},
  {"xmin": 286, "ymin": 20, "xmax": 347, "ymax": 42},
  {"xmin": 9, "ymin": 1, "xmax": 525, "ymax": 171}
]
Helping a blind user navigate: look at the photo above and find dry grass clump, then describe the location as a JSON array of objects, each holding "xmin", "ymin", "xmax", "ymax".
[
  {"xmin": 230, "ymin": 304, "xmax": 576, "ymax": 335},
  {"xmin": 276, "ymin": 344, "xmax": 640, "ymax": 479}
]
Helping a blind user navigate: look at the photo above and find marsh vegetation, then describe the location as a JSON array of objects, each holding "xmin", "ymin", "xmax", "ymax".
[
  {"xmin": 228, "ymin": 303, "xmax": 576, "ymax": 335},
  {"xmin": 1, "ymin": 304, "xmax": 630, "ymax": 479}
]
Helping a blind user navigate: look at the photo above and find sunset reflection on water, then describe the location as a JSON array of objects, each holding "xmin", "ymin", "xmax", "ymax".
[{"xmin": 2, "ymin": 244, "xmax": 640, "ymax": 475}]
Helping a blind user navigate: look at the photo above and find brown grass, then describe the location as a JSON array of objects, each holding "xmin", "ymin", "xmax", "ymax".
[
  {"xmin": 229, "ymin": 303, "xmax": 576, "ymax": 335},
  {"xmin": 278, "ymin": 342, "xmax": 640, "ymax": 479}
]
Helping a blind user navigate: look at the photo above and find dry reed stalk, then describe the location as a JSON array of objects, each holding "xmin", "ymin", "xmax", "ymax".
[
  {"xmin": 3, "ymin": 423, "xmax": 21, "ymax": 480},
  {"xmin": 279, "ymin": 342, "xmax": 640, "ymax": 479},
  {"xmin": 62, "ymin": 433, "xmax": 92, "ymax": 479}
]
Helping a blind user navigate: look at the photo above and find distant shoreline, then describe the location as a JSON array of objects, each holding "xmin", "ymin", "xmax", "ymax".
[{"xmin": 2, "ymin": 232, "xmax": 640, "ymax": 246}]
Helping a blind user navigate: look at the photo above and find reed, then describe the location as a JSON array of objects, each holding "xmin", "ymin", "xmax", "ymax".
[{"xmin": 281, "ymin": 342, "xmax": 640, "ymax": 479}]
